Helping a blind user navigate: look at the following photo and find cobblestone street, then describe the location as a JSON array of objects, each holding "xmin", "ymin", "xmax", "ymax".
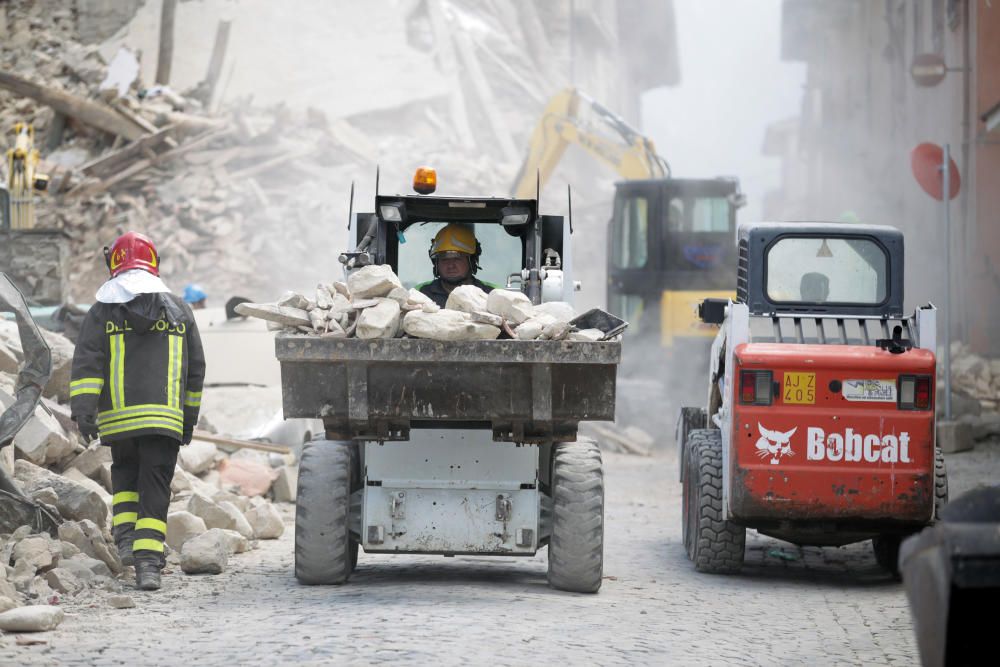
[{"xmin": 6, "ymin": 444, "xmax": 982, "ymax": 666}]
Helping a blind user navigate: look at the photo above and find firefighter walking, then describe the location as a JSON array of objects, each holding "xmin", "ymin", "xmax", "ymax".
[{"xmin": 70, "ymin": 231, "xmax": 206, "ymax": 590}]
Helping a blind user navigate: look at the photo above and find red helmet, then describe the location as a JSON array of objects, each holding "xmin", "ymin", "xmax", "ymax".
[{"xmin": 106, "ymin": 231, "xmax": 159, "ymax": 277}]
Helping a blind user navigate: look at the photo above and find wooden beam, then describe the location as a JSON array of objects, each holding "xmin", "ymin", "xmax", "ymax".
[
  {"xmin": 156, "ymin": 0, "xmax": 177, "ymax": 85},
  {"xmin": 202, "ymin": 20, "xmax": 232, "ymax": 108},
  {"xmin": 191, "ymin": 429, "xmax": 291, "ymax": 455},
  {"xmin": 0, "ymin": 71, "xmax": 148, "ymax": 140},
  {"xmin": 78, "ymin": 125, "xmax": 176, "ymax": 177}
]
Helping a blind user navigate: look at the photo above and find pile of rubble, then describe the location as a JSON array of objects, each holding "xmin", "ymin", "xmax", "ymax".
[
  {"xmin": 236, "ymin": 265, "xmax": 610, "ymax": 342},
  {"xmin": 0, "ymin": 319, "xmax": 297, "ymax": 625},
  {"xmin": 946, "ymin": 343, "xmax": 1000, "ymax": 444}
]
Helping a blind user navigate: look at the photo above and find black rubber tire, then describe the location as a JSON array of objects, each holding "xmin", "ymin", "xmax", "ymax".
[
  {"xmin": 295, "ymin": 439, "xmax": 354, "ymax": 585},
  {"xmin": 676, "ymin": 407, "xmax": 706, "ymax": 483},
  {"xmin": 688, "ymin": 429, "xmax": 746, "ymax": 574},
  {"xmin": 933, "ymin": 446, "xmax": 949, "ymax": 521},
  {"xmin": 872, "ymin": 535, "xmax": 902, "ymax": 576},
  {"xmin": 547, "ymin": 439, "xmax": 604, "ymax": 593}
]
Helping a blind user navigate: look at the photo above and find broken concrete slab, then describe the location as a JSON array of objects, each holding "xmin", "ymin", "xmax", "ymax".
[
  {"xmin": 514, "ymin": 314, "xmax": 557, "ymax": 340},
  {"xmin": 347, "ymin": 264, "xmax": 403, "ymax": 299},
  {"xmin": 568, "ymin": 328, "xmax": 604, "ymax": 342},
  {"xmin": 43, "ymin": 567, "xmax": 83, "ymax": 595},
  {"xmin": 938, "ymin": 420, "xmax": 973, "ymax": 454},
  {"xmin": 56, "ymin": 520, "xmax": 121, "ymax": 575},
  {"xmin": 533, "ymin": 301, "xmax": 576, "ymax": 322},
  {"xmin": 12, "ymin": 404, "xmax": 72, "ymax": 467},
  {"xmin": 12, "ymin": 536, "xmax": 53, "ymax": 573},
  {"xmin": 356, "ymin": 298, "xmax": 401, "ymax": 339},
  {"xmin": 233, "ymin": 302, "xmax": 311, "ymax": 328},
  {"xmin": 186, "ymin": 493, "xmax": 232, "ymax": 531}
]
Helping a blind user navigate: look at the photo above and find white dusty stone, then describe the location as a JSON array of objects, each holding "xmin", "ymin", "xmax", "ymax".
[
  {"xmin": 315, "ymin": 284, "xmax": 336, "ymax": 309},
  {"xmin": 568, "ymin": 328, "xmax": 604, "ymax": 342},
  {"xmin": 245, "ymin": 503, "xmax": 284, "ymax": 539},
  {"xmin": 15, "ymin": 461, "xmax": 109, "ymax": 530},
  {"xmin": 0, "ymin": 604, "xmax": 64, "ymax": 632},
  {"xmin": 165, "ymin": 512, "xmax": 208, "ymax": 551},
  {"xmin": 233, "ymin": 303, "xmax": 311, "ymax": 328},
  {"xmin": 170, "ymin": 465, "xmax": 192, "ymax": 494},
  {"xmin": 541, "ymin": 321, "xmax": 571, "ymax": 341},
  {"xmin": 61, "ymin": 468, "xmax": 111, "ymax": 503},
  {"xmin": 68, "ymin": 442, "xmax": 112, "ymax": 481},
  {"xmin": 332, "ymin": 281, "xmax": 350, "ymax": 298},
  {"xmin": 217, "ymin": 501, "xmax": 254, "ymax": 539},
  {"xmin": 347, "ymin": 265, "xmax": 403, "ymax": 299},
  {"xmin": 445, "ymin": 285, "xmax": 488, "ymax": 314},
  {"xmin": 220, "ymin": 529, "xmax": 250, "ymax": 554},
  {"xmin": 12, "ymin": 405, "xmax": 71, "ymax": 466},
  {"xmin": 186, "ymin": 494, "xmax": 232, "ymax": 531},
  {"xmin": 404, "ymin": 288, "xmax": 436, "ymax": 311},
  {"xmin": 30, "ymin": 486, "xmax": 58, "ymax": 507},
  {"xmin": 308, "ymin": 308, "xmax": 328, "ymax": 331},
  {"xmin": 180, "ymin": 529, "xmax": 230, "ymax": 575},
  {"xmin": 402, "ymin": 310, "xmax": 500, "ymax": 342},
  {"xmin": 212, "ymin": 491, "xmax": 250, "ymax": 512},
  {"xmin": 12, "ymin": 536, "xmax": 53, "ymax": 572},
  {"xmin": 41, "ymin": 329, "xmax": 76, "ymax": 402},
  {"xmin": 356, "ymin": 298, "xmax": 401, "ymax": 339},
  {"xmin": 178, "ymin": 440, "xmax": 218, "ymax": 475},
  {"xmin": 514, "ymin": 314, "xmax": 557, "ymax": 340},
  {"xmin": 486, "ymin": 289, "xmax": 534, "ymax": 324},
  {"xmin": 107, "ymin": 594, "xmax": 135, "ymax": 609},
  {"xmin": 276, "ymin": 291, "xmax": 310, "ymax": 310},
  {"xmin": 271, "ymin": 466, "xmax": 297, "ymax": 502},
  {"xmin": 533, "ymin": 301, "xmax": 576, "ymax": 322},
  {"xmin": 386, "ymin": 287, "xmax": 410, "ymax": 306},
  {"xmin": 43, "ymin": 568, "xmax": 83, "ymax": 595},
  {"xmin": 57, "ymin": 553, "xmax": 111, "ymax": 581},
  {"xmin": 57, "ymin": 520, "xmax": 121, "ymax": 575},
  {"xmin": 0, "ymin": 596, "xmax": 18, "ymax": 613}
]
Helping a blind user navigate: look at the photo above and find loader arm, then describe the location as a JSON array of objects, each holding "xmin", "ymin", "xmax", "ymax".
[{"xmin": 511, "ymin": 87, "xmax": 670, "ymax": 199}]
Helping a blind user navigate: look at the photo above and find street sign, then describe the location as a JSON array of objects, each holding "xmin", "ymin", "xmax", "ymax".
[
  {"xmin": 911, "ymin": 53, "xmax": 947, "ymax": 87},
  {"xmin": 911, "ymin": 142, "xmax": 960, "ymax": 200}
]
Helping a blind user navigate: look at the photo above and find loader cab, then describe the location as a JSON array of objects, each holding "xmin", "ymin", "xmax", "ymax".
[
  {"xmin": 352, "ymin": 193, "xmax": 570, "ymax": 304},
  {"xmin": 737, "ymin": 222, "xmax": 904, "ymax": 318},
  {"xmin": 607, "ymin": 177, "xmax": 742, "ymax": 330}
]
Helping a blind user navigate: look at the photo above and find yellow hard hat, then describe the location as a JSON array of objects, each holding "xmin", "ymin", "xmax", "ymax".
[{"xmin": 430, "ymin": 224, "xmax": 477, "ymax": 256}]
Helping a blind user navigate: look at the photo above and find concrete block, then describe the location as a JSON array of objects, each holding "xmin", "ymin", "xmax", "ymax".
[{"xmin": 938, "ymin": 420, "xmax": 973, "ymax": 454}]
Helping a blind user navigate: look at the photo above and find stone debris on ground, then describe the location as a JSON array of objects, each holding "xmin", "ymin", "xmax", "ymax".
[{"xmin": 234, "ymin": 264, "xmax": 618, "ymax": 343}]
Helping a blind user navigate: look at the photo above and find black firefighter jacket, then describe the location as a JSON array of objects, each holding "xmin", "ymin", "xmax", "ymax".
[{"xmin": 70, "ymin": 292, "xmax": 206, "ymax": 444}]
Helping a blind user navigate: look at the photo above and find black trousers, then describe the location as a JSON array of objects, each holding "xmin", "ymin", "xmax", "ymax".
[{"xmin": 110, "ymin": 435, "xmax": 179, "ymax": 566}]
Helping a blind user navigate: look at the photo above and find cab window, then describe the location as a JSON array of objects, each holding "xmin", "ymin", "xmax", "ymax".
[
  {"xmin": 612, "ymin": 196, "xmax": 649, "ymax": 269},
  {"xmin": 396, "ymin": 223, "xmax": 523, "ymax": 289},
  {"xmin": 766, "ymin": 236, "xmax": 888, "ymax": 304}
]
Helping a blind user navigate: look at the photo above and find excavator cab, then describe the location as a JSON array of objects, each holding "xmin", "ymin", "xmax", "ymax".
[{"xmin": 608, "ymin": 176, "xmax": 742, "ymax": 346}]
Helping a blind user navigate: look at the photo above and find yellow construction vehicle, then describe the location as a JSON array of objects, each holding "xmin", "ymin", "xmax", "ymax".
[
  {"xmin": 3, "ymin": 123, "xmax": 49, "ymax": 229},
  {"xmin": 512, "ymin": 88, "xmax": 743, "ymax": 352}
]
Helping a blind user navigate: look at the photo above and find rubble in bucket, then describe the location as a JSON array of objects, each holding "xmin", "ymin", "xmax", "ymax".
[{"xmin": 233, "ymin": 265, "xmax": 625, "ymax": 342}]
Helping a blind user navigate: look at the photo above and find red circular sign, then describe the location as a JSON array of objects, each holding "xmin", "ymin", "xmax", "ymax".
[{"xmin": 911, "ymin": 143, "xmax": 960, "ymax": 201}]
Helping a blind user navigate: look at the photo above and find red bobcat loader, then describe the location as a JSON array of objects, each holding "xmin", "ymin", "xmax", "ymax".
[{"xmin": 677, "ymin": 222, "xmax": 947, "ymax": 574}]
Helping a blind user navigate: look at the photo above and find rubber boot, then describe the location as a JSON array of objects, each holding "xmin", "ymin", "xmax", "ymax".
[
  {"xmin": 135, "ymin": 561, "xmax": 161, "ymax": 591},
  {"xmin": 112, "ymin": 525, "xmax": 135, "ymax": 567}
]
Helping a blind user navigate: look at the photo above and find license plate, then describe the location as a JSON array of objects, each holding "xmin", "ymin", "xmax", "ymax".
[
  {"xmin": 783, "ymin": 372, "xmax": 815, "ymax": 404},
  {"xmin": 842, "ymin": 379, "xmax": 897, "ymax": 402}
]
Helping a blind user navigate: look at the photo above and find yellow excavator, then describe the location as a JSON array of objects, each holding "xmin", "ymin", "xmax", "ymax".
[
  {"xmin": 2, "ymin": 123, "xmax": 49, "ymax": 230},
  {"xmin": 512, "ymin": 88, "xmax": 743, "ymax": 353}
]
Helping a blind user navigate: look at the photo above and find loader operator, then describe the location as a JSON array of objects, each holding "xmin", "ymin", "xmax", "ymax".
[
  {"xmin": 70, "ymin": 231, "xmax": 205, "ymax": 591},
  {"xmin": 418, "ymin": 223, "xmax": 494, "ymax": 308}
]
